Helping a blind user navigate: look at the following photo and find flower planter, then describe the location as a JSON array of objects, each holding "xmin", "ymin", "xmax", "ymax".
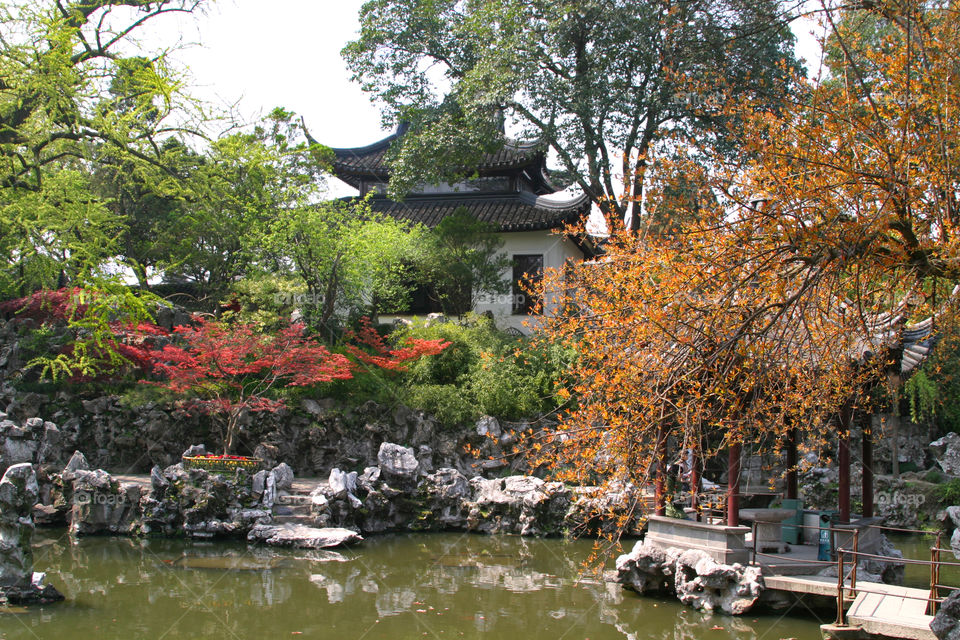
[{"xmin": 182, "ymin": 455, "xmax": 263, "ymax": 474}]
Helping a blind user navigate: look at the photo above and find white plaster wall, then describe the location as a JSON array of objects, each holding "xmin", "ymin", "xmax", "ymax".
[{"xmin": 473, "ymin": 230, "xmax": 586, "ymax": 334}]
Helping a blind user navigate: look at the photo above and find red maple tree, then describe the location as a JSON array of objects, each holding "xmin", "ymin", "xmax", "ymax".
[
  {"xmin": 147, "ymin": 317, "xmax": 449, "ymax": 454},
  {"xmin": 147, "ymin": 319, "xmax": 353, "ymax": 454}
]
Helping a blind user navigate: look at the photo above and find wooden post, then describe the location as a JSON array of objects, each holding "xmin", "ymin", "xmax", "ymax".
[
  {"xmin": 690, "ymin": 447, "xmax": 700, "ymax": 521},
  {"xmin": 838, "ymin": 404, "xmax": 853, "ymax": 523},
  {"xmin": 654, "ymin": 424, "xmax": 667, "ymax": 516},
  {"xmin": 836, "ymin": 549, "xmax": 846, "ymax": 626},
  {"xmin": 851, "ymin": 529, "xmax": 859, "ymax": 591},
  {"xmin": 786, "ymin": 427, "xmax": 798, "ymax": 500},
  {"xmin": 727, "ymin": 441, "xmax": 741, "ymax": 527},
  {"xmin": 862, "ymin": 422, "xmax": 874, "ymax": 518},
  {"xmin": 930, "ymin": 546, "xmax": 940, "ymax": 616}
]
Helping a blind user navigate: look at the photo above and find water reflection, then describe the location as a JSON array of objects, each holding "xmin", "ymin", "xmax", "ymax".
[{"xmin": 13, "ymin": 531, "xmax": 822, "ymax": 640}]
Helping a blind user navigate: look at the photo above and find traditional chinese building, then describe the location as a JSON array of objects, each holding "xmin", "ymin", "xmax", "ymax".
[{"xmin": 325, "ymin": 123, "xmax": 600, "ymax": 332}]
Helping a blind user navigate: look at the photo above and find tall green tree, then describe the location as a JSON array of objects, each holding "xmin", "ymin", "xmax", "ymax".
[
  {"xmin": 343, "ymin": 0, "xmax": 799, "ymax": 230},
  {"xmin": 0, "ymin": 0, "xmax": 206, "ymax": 375},
  {"xmin": 414, "ymin": 208, "xmax": 511, "ymax": 318},
  {"xmin": 89, "ymin": 138, "xmax": 197, "ymax": 291},
  {"xmin": 0, "ymin": 0, "xmax": 208, "ymax": 192},
  {"xmin": 163, "ymin": 108, "xmax": 331, "ymax": 300},
  {"xmin": 0, "ymin": 0, "xmax": 209, "ymax": 296},
  {"xmin": 262, "ymin": 198, "xmax": 419, "ymax": 332}
]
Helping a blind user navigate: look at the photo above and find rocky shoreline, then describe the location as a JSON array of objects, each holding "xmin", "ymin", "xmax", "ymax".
[
  {"xmin": 0, "ymin": 463, "xmax": 63, "ymax": 606},
  {"xmin": 0, "ymin": 401, "xmax": 953, "ymax": 619},
  {"xmin": 37, "ymin": 441, "xmax": 637, "ymax": 543}
]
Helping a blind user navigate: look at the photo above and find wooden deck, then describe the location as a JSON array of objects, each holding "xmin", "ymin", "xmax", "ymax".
[
  {"xmin": 845, "ymin": 583, "xmax": 935, "ymax": 640},
  {"xmin": 764, "ymin": 570, "xmax": 935, "ymax": 640},
  {"xmin": 764, "ymin": 574, "xmax": 844, "ymax": 597}
]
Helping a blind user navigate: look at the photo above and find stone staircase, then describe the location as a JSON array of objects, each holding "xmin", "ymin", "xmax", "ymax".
[{"xmin": 270, "ymin": 483, "xmax": 319, "ymax": 526}]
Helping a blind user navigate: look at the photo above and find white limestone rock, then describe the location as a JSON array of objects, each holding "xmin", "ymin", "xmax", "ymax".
[
  {"xmin": 377, "ymin": 442, "xmax": 419, "ymax": 484},
  {"xmin": 247, "ymin": 524, "xmax": 362, "ymax": 549},
  {"xmin": 269, "ymin": 462, "xmax": 294, "ymax": 491},
  {"xmin": 933, "ymin": 433, "xmax": 960, "ymax": 476}
]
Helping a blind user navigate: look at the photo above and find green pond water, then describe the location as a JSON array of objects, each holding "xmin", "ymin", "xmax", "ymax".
[
  {"xmin": 891, "ymin": 533, "xmax": 960, "ymax": 590},
  {"xmin": 1, "ymin": 531, "xmax": 827, "ymax": 640}
]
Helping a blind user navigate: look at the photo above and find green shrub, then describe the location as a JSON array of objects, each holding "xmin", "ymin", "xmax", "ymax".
[
  {"xmin": 317, "ymin": 364, "xmax": 399, "ymax": 405},
  {"xmin": 402, "ymin": 383, "xmax": 476, "ymax": 426},
  {"xmin": 398, "ymin": 314, "xmax": 508, "ymax": 386},
  {"xmin": 470, "ymin": 353, "xmax": 543, "ymax": 420},
  {"xmin": 394, "ymin": 315, "xmax": 576, "ymax": 423},
  {"xmin": 935, "ymin": 478, "xmax": 960, "ymax": 506}
]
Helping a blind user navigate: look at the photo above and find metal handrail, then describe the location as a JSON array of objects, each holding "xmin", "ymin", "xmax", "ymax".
[
  {"xmin": 832, "ymin": 541, "xmax": 960, "ymax": 625},
  {"xmin": 840, "ymin": 548, "xmax": 960, "ymax": 567},
  {"xmin": 872, "ymin": 524, "xmax": 941, "ymax": 536},
  {"xmin": 750, "ymin": 519, "xmax": 854, "ymax": 567},
  {"xmin": 838, "ymin": 584, "xmax": 949, "ymax": 602},
  {"xmin": 751, "ymin": 550, "xmax": 835, "ymax": 565}
]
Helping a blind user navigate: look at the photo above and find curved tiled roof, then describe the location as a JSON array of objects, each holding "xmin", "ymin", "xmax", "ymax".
[
  {"xmin": 328, "ymin": 123, "xmax": 552, "ymax": 191},
  {"xmin": 855, "ymin": 286, "xmax": 959, "ymax": 375},
  {"xmin": 900, "ymin": 317, "xmax": 938, "ymax": 374},
  {"xmin": 363, "ymin": 191, "xmax": 592, "ymax": 234}
]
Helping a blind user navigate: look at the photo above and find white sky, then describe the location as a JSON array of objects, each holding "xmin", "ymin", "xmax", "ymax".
[
  {"xmin": 134, "ymin": 0, "xmax": 383, "ymax": 196},
  {"xmin": 138, "ymin": 0, "xmax": 825, "ymax": 200},
  {"xmin": 151, "ymin": 0, "xmax": 384, "ymax": 144}
]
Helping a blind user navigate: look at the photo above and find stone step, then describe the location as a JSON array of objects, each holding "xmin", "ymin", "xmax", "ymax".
[
  {"xmin": 272, "ymin": 504, "xmax": 313, "ymax": 516},
  {"xmin": 275, "ymin": 494, "xmax": 314, "ymax": 505},
  {"xmin": 285, "ymin": 488, "xmax": 316, "ymax": 496},
  {"xmin": 271, "ymin": 515, "xmax": 317, "ymax": 526},
  {"xmin": 271, "ymin": 504, "xmax": 313, "ymax": 516}
]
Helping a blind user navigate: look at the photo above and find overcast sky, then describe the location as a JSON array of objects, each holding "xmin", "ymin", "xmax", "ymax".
[{"xmin": 141, "ymin": 0, "xmax": 825, "ymax": 198}]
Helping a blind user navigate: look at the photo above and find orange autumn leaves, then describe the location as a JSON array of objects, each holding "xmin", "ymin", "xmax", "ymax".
[{"xmin": 528, "ymin": 0, "xmax": 960, "ymax": 516}]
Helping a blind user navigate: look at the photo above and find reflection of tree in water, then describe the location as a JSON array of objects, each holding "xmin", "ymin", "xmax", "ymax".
[{"xmin": 25, "ymin": 531, "xmax": 818, "ymax": 640}]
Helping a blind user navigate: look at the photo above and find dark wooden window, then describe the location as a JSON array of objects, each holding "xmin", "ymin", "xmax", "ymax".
[
  {"xmin": 512, "ymin": 254, "xmax": 543, "ymax": 315},
  {"xmin": 407, "ymin": 282, "xmax": 444, "ymax": 315}
]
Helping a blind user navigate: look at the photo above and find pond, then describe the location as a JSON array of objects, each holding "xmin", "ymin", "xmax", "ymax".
[
  {"xmin": 3, "ymin": 531, "xmax": 826, "ymax": 640},
  {"xmin": 891, "ymin": 533, "xmax": 960, "ymax": 590}
]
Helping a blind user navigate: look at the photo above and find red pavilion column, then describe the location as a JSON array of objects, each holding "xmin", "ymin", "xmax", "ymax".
[
  {"xmin": 690, "ymin": 447, "xmax": 701, "ymax": 521},
  {"xmin": 727, "ymin": 441, "xmax": 741, "ymax": 527},
  {"xmin": 786, "ymin": 427, "xmax": 798, "ymax": 501},
  {"xmin": 838, "ymin": 403, "xmax": 853, "ymax": 523},
  {"xmin": 862, "ymin": 420, "xmax": 874, "ymax": 518}
]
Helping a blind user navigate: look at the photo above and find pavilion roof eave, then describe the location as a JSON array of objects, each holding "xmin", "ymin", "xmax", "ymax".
[
  {"xmin": 336, "ymin": 189, "xmax": 594, "ymax": 236},
  {"xmin": 323, "ymin": 122, "xmax": 556, "ymax": 190}
]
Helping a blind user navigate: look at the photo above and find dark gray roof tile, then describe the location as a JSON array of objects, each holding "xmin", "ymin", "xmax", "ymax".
[{"xmin": 363, "ymin": 191, "xmax": 592, "ymax": 233}]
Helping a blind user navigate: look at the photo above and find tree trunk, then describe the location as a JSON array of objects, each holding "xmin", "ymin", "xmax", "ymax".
[
  {"xmin": 786, "ymin": 427, "xmax": 798, "ymax": 500},
  {"xmin": 654, "ymin": 423, "xmax": 668, "ymax": 516},
  {"xmin": 862, "ymin": 420, "xmax": 874, "ymax": 518}
]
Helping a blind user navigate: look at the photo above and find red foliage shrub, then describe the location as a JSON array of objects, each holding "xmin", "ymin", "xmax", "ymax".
[
  {"xmin": 0, "ymin": 288, "xmax": 89, "ymax": 324},
  {"xmin": 345, "ymin": 317, "xmax": 450, "ymax": 371}
]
